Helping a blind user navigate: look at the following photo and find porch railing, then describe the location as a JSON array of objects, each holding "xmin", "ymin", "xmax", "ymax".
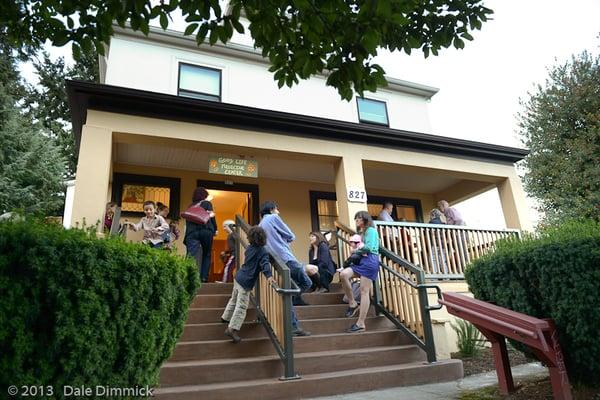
[
  {"xmin": 374, "ymin": 221, "xmax": 520, "ymax": 279},
  {"xmin": 235, "ymin": 215, "xmax": 300, "ymax": 380},
  {"xmin": 335, "ymin": 222, "xmax": 441, "ymax": 362}
]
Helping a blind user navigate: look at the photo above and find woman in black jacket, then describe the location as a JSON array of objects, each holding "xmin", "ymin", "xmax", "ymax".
[
  {"xmin": 308, "ymin": 231, "xmax": 336, "ymax": 293},
  {"xmin": 184, "ymin": 187, "xmax": 217, "ymax": 283}
]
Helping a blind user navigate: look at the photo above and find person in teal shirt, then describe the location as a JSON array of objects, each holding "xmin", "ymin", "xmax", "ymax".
[{"xmin": 340, "ymin": 211, "xmax": 380, "ymax": 333}]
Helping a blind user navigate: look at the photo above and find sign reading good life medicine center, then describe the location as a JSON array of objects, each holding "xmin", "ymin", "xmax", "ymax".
[{"xmin": 209, "ymin": 156, "xmax": 258, "ymax": 178}]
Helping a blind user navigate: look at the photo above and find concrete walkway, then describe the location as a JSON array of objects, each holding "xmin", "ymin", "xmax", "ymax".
[{"xmin": 307, "ymin": 362, "xmax": 548, "ymax": 400}]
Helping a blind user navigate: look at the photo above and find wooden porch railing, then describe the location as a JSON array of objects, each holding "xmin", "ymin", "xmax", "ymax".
[
  {"xmin": 235, "ymin": 215, "xmax": 300, "ymax": 380},
  {"xmin": 335, "ymin": 222, "xmax": 441, "ymax": 362},
  {"xmin": 374, "ymin": 222, "xmax": 520, "ymax": 279}
]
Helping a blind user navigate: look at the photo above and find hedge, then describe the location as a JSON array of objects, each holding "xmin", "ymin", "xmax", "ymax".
[
  {"xmin": 0, "ymin": 219, "xmax": 199, "ymax": 398},
  {"xmin": 465, "ymin": 220, "xmax": 600, "ymax": 386}
]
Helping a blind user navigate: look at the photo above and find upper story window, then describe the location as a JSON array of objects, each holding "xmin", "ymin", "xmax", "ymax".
[
  {"xmin": 357, "ymin": 97, "xmax": 389, "ymax": 126},
  {"xmin": 178, "ymin": 63, "xmax": 221, "ymax": 102}
]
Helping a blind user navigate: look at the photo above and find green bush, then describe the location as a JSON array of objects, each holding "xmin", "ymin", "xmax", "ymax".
[
  {"xmin": 0, "ymin": 219, "xmax": 199, "ymax": 398},
  {"xmin": 465, "ymin": 220, "xmax": 600, "ymax": 386},
  {"xmin": 451, "ymin": 319, "xmax": 485, "ymax": 357}
]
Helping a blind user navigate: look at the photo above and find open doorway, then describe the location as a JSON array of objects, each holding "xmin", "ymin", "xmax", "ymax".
[{"xmin": 198, "ymin": 180, "xmax": 259, "ymax": 282}]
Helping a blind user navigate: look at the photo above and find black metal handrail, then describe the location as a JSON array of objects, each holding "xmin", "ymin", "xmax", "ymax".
[
  {"xmin": 334, "ymin": 221, "xmax": 440, "ymax": 363},
  {"xmin": 234, "ymin": 215, "xmax": 300, "ymax": 380}
]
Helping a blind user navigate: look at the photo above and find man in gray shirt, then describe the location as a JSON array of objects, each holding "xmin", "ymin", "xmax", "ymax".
[{"xmin": 378, "ymin": 202, "xmax": 394, "ymax": 222}]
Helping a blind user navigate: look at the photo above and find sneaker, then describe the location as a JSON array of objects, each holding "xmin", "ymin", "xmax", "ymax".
[
  {"xmin": 293, "ymin": 329, "xmax": 311, "ymax": 337},
  {"xmin": 224, "ymin": 328, "xmax": 241, "ymax": 343},
  {"xmin": 220, "ymin": 318, "xmax": 229, "ymax": 323},
  {"xmin": 345, "ymin": 305, "xmax": 359, "ymax": 318},
  {"xmin": 317, "ymin": 287, "xmax": 329, "ymax": 293}
]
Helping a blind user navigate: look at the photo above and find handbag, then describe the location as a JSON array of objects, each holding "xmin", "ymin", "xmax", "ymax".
[{"xmin": 181, "ymin": 202, "xmax": 211, "ymax": 225}]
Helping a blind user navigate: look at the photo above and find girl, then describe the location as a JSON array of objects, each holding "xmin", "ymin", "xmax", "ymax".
[{"xmin": 308, "ymin": 231, "xmax": 336, "ymax": 293}]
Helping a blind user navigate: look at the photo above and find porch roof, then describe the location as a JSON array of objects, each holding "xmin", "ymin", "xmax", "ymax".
[{"xmin": 66, "ymin": 80, "xmax": 528, "ymax": 163}]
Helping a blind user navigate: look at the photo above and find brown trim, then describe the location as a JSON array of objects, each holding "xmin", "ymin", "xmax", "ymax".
[{"xmin": 67, "ymin": 80, "xmax": 529, "ymax": 163}]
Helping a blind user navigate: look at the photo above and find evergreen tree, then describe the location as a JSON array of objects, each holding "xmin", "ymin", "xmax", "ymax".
[
  {"xmin": 0, "ymin": 83, "xmax": 66, "ymax": 215},
  {"xmin": 519, "ymin": 50, "xmax": 600, "ymax": 223}
]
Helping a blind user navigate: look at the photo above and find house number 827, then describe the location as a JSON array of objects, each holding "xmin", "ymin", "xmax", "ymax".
[{"xmin": 347, "ymin": 188, "xmax": 367, "ymax": 203}]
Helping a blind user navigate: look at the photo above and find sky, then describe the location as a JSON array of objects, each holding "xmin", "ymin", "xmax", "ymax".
[{"xmin": 21, "ymin": 0, "xmax": 600, "ymax": 229}]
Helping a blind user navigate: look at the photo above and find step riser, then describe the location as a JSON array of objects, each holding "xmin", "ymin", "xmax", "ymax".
[
  {"xmin": 169, "ymin": 330, "xmax": 410, "ymax": 362},
  {"xmin": 155, "ymin": 360, "xmax": 463, "ymax": 400},
  {"xmin": 160, "ymin": 346, "xmax": 424, "ymax": 386},
  {"xmin": 192, "ymin": 293, "xmax": 346, "ymax": 308},
  {"xmin": 181, "ymin": 317, "xmax": 395, "ymax": 341},
  {"xmin": 197, "ymin": 283, "xmax": 345, "ymax": 296},
  {"xmin": 186, "ymin": 305, "xmax": 375, "ymax": 324}
]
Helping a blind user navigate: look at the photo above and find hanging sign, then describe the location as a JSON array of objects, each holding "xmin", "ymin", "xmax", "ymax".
[
  {"xmin": 347, "ymin": 187, "xmax": 367, "ymax": 203},
  {"xmin": 209, "ymin": 156, "xmax": 258, "ymax": 178}
]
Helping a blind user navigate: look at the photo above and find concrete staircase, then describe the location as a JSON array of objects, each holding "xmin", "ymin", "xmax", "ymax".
[{"xmin": 154, "ymin": 282, "xmax": 462, "ymax": 400}]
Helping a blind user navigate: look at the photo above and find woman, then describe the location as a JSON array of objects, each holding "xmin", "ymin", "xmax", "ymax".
[
  {"xmin": 308, "ymin": 232, "xmax": 336, "ymax": 293},
  {"xmin": 183, "ymin": 187, "xmax": 217, "ymax": 283},
  {"xmin": 340, "ymin": 211, "xmax": 380, "ymax": 333},
  {"xmin": 428, "ymin": 208, "xmax": 448, "ymax": 274}
]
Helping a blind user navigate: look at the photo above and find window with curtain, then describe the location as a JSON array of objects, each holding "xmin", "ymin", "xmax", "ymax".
[{"xmin": 178, "ymin": 63, "xmax": 221, "ymax": 101}]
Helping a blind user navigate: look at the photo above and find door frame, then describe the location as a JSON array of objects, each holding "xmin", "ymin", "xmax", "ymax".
[{"xmin": 196, "ymin": 179, "xmax": 260, "ymax": 225}]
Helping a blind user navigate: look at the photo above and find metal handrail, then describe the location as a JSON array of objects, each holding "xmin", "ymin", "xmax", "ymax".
[
  {"xmin": 234, "ymin": 215, "xmax": 299, "ymax": 380},
  {"xmin": 334, "ymin": 221, "xmax": 439, "ymax": 362}
]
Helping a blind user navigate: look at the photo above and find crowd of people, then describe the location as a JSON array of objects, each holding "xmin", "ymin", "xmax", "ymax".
[{"xmin": 104, "ymin": 187, "xmax": 466, "ymax": 342}]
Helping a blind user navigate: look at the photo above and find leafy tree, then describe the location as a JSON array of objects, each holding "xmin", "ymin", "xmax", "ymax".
[
  {"xmin": 519, "ymin": 51, "xmax": 600, "ymax": 223},
  {"xmin": 26, "ymin": 49, "xmax": 99, "ymax": 176},
  {"xmin": 0, "ymin": 83, "xmax": 67, "ymax": 215},
  {"xmin": 1, "ymin": 0, "xmax": 493, "ymax": 99}
]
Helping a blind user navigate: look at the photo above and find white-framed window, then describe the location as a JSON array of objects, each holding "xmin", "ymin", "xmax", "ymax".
[
  {"xmin": 178, "ymin": 62, "xmax": 221, "ymax": 102},
  {"xmin": 356, "ymin": 97, "xmax": 389, "ymax": 126}
]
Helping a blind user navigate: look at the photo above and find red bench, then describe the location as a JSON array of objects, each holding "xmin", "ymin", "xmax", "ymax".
[{"xmin": 440, "ymin": 292, "xmax": 572, "ymax": 400}]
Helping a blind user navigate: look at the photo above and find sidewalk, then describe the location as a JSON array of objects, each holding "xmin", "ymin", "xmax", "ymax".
[{"xmin": 307, "ymin": 362, "xmax": 547, "ymax": 400}]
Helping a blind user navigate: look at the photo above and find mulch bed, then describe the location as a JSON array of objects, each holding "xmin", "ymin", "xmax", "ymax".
[
  {"xmin": 451, "ymin": 348, "xmax": 531, "ymax": 376},
  {"xmin": 458, "ymin": 376, "xmax": 600, "ymax": 400}
]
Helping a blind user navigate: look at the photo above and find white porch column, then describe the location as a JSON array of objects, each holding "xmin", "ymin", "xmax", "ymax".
[
  {"xmin": 70, "ymin": 125, "xmax": 113, "ymax": 231},
  {"xmin": 497, "ymin": 171, "xmax": 533, "ymax": 232},
  {"xmin": 334, "ymin": 157, "xmax": 367, "ymax": 228}
]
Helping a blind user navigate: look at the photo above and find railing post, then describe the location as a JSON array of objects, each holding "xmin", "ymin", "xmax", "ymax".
[
  {"xmin": 280, "ymin": 268, "xmax": 298, "ymax": 380},
  {"xmin": 416, "ymin": 268, "xmax": 437, "ymax": 363}
]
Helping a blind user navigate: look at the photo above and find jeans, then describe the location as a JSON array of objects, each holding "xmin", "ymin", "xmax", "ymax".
[
  {"xmin": 286, "ymin": 260, "xmax": 311, "ymax": 330},
  {"xmin": 185, "ymin": 229, "xmax": 214, "ymax": 281}
]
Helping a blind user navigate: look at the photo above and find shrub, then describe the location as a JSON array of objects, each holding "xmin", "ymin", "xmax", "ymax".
[
  {"xmin": 451, "ymin": 319, "xmax": 485, "ymax": 357},
  {"xmin": 465, "ymin": 220, "xmax": 600, "ymax": 386},
  {"xmin": 0, "ymin": 219, "xmax": 199, "ymax": 398}
]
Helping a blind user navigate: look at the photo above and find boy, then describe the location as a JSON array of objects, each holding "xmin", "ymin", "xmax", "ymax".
[
  {"xmin": 125, "ymin": 201, "xmax": 169, "ymax": 248},
  {"xmin": 222, "ymin": 226, "xmax": 274, "ymax": 343}
]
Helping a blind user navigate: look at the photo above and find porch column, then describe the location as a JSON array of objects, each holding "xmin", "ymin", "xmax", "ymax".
[
  {"xmin": 70, "ymin": 125, "xmax": 113, "ymax": 231},
  {"xmin": 497, "ymin": 171, "xmax": 533, "ymax": 232},
  {"xmin": 334, "ymin": 157, "xmax": 367, "ymax": 228}
]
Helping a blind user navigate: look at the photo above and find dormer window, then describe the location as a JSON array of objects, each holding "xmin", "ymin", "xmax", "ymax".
[
  {"xmin": 357, "ymin": 97, "xmax": 389, "ymax": 126},
  {"xmin": 178, "ymin": 63, "xmax": 221, "ymax": 102}
]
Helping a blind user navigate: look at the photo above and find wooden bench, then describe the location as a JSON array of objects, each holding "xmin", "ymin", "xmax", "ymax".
[{"xmin": 440, "ymin": 292, "xmax": 572, "ymax": 400}]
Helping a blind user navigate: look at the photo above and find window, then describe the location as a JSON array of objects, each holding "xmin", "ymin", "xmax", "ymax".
[
  {"xmin": 178, "ymin": 63, "xmax": 221, "ymax": 101},
  {"xmin": 356, "ymin": 97, "xmax": 389, "ymax": 126},
  {"xmin": 112, "ymin": 173, "xmax": 181, "ymax": 217},
  {"xmin": 316, "ymin": 198, "xmax": 339, "ymax": 231}
]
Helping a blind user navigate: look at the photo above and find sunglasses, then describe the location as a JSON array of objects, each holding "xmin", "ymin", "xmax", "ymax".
[{"xmin": 350, "ymin": 241, "xmax": 360, "ymax": 244}]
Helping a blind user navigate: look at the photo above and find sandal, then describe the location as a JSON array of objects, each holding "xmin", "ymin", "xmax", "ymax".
[
  {"xmin": 346, "ymin": 323, "xmax": 366, "ymax": 333},
  {"xmin": 344, "ymin": 304, "xmax": 359, "ymax": 318}
]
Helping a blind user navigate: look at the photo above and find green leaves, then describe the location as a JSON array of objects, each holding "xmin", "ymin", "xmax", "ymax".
[{"xmin": 1, "ymin": 0, "xmax": 493, "ymax": 100}]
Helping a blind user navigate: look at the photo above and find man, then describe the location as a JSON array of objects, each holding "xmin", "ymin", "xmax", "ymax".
[
  {"xmin": 378, "ymin": 202, "xmax": 394, "ymax": 222},
  {"xmin": 437, "ymin": 200, "xmax": 466, "ymax": 226},
  {"xmin": 259, "ymin": 200, "xmax": 316, "ymax": 336}
]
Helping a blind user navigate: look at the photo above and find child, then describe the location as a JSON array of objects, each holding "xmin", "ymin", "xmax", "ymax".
[
  {"xmin": 221, "ymin": 226, "xmax": 274, "ymax": 343},
  {"xmin": 342, "ymin": 234, "xmax": 365, "ymax": 269},
  {"xmin": 157, "ymin": 203, "xmax": 178, "ymax": 248},
  {"xmin": 103, "ymin": 202, "xmax": 117, "ymax": 232},
  {"xmin": 218, "ymin": 220, "xmax": 237, "ymax": 283},
  {"xmin": 125, "ymin": 201, "xmax": 169, "ymax": 248}
]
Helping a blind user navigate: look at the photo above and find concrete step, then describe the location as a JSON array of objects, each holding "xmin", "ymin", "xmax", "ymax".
[
  {"xmin": 181, "ymin": 316, "xmax": 396, "ymax": 341},
  {"xmin": 197, "ymin": 282, "xmax": 345, "ymax": 296},
  {"xmin": 169, "ymin": 329, "xmax": 411, "ymax": 362},
  {"xmin": 191, "ymin": 291, "xmax": 346, "ymax": 308},
  {"xmin": 154, "ymin": 359, "xmax": 463, "ymax": 400},
  {"xmin": 160, "ymin": 345, "xmax": 425, "ymax": 387},
  {"xmin": 186, "ymin": 304, "xmax": 375, "ymax": 324}
]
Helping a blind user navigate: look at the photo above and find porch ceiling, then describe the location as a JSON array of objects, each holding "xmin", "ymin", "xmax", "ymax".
[{"xmin": 115, "ymin": 142, "xmax": 469, "ymax": 194}]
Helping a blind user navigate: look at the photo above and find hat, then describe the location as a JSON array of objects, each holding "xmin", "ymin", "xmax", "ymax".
[{"xmin": 349, "ymin": 234, "xmax": 362, "ymax": 243}]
